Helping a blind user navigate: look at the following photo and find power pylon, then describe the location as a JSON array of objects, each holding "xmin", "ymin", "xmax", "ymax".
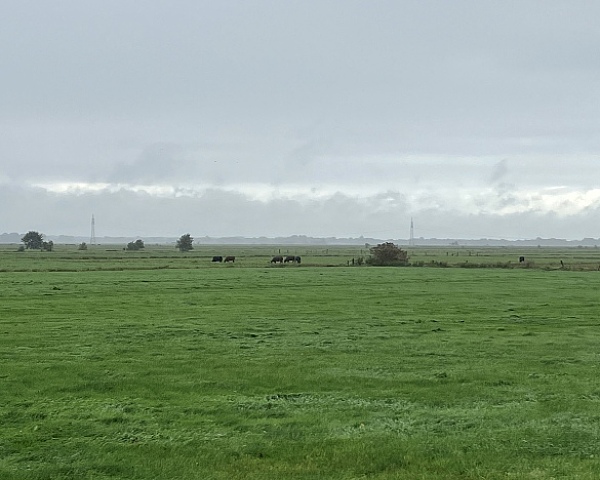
[{"xmin": 90, "ymin": 214, "xmax": 96, "ymax": 245}]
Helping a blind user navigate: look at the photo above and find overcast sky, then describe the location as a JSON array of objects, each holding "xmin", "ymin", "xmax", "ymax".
[{"xmin": 2, "ymin": 1, "xmax": 599, "ymax": 240}]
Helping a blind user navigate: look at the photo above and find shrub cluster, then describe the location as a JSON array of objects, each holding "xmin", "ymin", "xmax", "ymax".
[
  {"xmin": 411, "ymin": 260, "xmax": 448, "ymax": 268},
  {"xmin": 367, "ymin": 242, "xmax": 409, "ymax": 266},
  {"xmin": 457, "ymin": 261, "xmax": 514, "ymax": 269},
  {"xmin": 126, "ymin": 239, "xmax": 145, "ymax": 251}
]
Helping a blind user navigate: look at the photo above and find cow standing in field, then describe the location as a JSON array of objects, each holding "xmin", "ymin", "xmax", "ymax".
[
  {"xmin": 519, "ymin": 256, "xmax": 525, "ymax": 263},
  {"xmin": 224, "ymin": 256, "xmax": 235, "ymax": 263},
  {"xmin": 284, "ymin": 255, "xmax": 296, "ymax": 263},
  {"xmin": 271, "ymin": 255, "xmax": 284, "ymax": 264},
  {"xmin": 295, "ymin": 256, "xmax": 301, "ymax": 264},
  {"xmin": 212, "ymin": 256, "xmax": 223, "ymax": 262}
]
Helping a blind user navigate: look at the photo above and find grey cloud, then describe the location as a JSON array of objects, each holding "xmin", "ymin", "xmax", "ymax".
[
  {"xmin": 108, "ymin": 142, "xmax": 192, "ymax": 184},
  {"xmin": 2, "ymin": 1, "xmax": 600, "ymax": 239},
  {"xmin": 490, "ymin": 160, "xmax": 509, "ymax": 184},
  {"xmin": 287, "ymin": 135, "xmax": 334, "ymax": 168},
  {"xmin": 495, "ymin": 192, "xmax": 522, "ymax": 211},
  {"xmin": 2, "ymin": 183, "xmax": 600, "ymax": 240},
  {"xmin": 4, "ymin": 2, "xmax": 600, "ymax": 147}
]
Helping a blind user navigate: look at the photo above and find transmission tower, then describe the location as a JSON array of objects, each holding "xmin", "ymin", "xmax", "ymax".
[
  {"xmin": 90, "ymin": 214, "xmax": 96, "ymax": 245},
  {"xmin": 409, "ymin": 217, "xmax": 414, "ymax": 246}
]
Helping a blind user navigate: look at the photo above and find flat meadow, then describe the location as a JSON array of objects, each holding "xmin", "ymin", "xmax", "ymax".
[{"xmin": 1, "ymin": 244, "xmax": 600, "ymax": 479}]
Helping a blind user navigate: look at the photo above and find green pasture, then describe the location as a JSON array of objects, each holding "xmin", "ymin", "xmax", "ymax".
[
  {"xmin": 2, "ymin": 243, "xmax": 600, "ymax": 271},
  {"xmin": 1, "ymin": 246, "xmax": 600, "ymax": 478}
]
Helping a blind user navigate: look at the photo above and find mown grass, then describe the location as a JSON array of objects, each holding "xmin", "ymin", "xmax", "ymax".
[{"xmin": 1, "ymin": 250, "xmax": 600, "ymax": 478}]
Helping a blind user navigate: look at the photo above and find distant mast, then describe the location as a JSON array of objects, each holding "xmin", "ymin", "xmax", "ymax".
[
  {"xmin": 409, "ymin": 217, "xmax": 414, "ymax": 246},
  {"xmin": 90, "ymin": 214, "xmax": 96, "ymax": 245}
]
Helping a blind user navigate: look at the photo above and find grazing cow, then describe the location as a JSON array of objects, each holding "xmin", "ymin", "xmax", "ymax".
[
  {"xmin": 271, "ymin": 255, "xmax": 284, "ymax": 264},
  {"xmin": 212, "ymin": 256, "xmax": 223, "ymax": 262},
  {"xmin": 519, "ymin": 256, "xmax": 525, "ymax": 263},
  {"xmin": 224, "ymin": 256, "xmax": 235, "ymax": 263},
  {"xmin": 284, "ymin": 255, "xmax": 296, "ymax": 263},
  {"xmin": 295, "ymin": 256, "xmax": 301, "ymax": 264}
]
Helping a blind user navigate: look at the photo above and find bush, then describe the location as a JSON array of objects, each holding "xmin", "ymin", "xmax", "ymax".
[
  {"xmin": 125, "ymin": 239, "xmax": 145, "ymax": 251},
  {"xmin": 367, "ymin": 242, "xmax": 409, "ymax": 266},
  {"xmin": 410, "ymin": 260, "xmax": 448, "ymax": 268}
]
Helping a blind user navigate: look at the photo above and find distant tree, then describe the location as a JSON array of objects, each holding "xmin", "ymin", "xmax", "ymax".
[
  {"xmin": 78, "ymin": 242, "xmax": 88, "ymax": 250},
  {"xmin": 367, "ymin": 242, "xmax": 409, "ymax": 266},
  {"xmin": 176, "ymin": 233, "xmax": 193, "ymax": 252},
  {"xmin": 41, "ymin": 240, "xmax": 54, "ymax": 252},
  {"xmin": 126, "ymin": 239, "xmax": 145, "ymax": 251},
  {"xmin": 21, "ymin": 231, "xmax": 44, "ymax": 250}
]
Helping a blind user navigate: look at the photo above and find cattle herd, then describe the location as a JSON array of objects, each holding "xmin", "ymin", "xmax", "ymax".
[
  {"xmin": 211, "ymin": 255, "xmax": 301, "ymax": 264},
  {"xmin": 211, "ymin": 256, "xmax": 236, "ymax": 263},
  {"xmin": 271, "ymin": 255, "xmax": 301, "ymax": 264},
  {"xmin": 212, "ymin": 254, "xmax": 531, "ymax": 267}
]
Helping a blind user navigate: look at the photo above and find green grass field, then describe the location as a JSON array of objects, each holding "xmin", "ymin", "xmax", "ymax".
[
  {"xmin": 1, "ymin": 245, "xmax": 600, "ymax": 479},
  {"xmin": 3, "ymin": 243, "xmax": 600, "ymax": 271}
]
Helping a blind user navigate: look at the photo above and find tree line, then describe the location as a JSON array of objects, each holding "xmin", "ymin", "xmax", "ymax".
[
  {"xmin": 19, "ymin": 232, "xmax": 195, "ymax": 253},
  {"xmin": 18, "ymin": 231, "xmax": 408, "ymax": 266}
]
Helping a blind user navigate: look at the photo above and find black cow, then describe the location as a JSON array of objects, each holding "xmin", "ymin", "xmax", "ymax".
[
  {"xmin": 212, "ymin": 256, "xmax": 223, "ymax": 262},
  {"xmin": 284, "ymin": 255, "xmax": 296, "ymax": 263},
  {"xmin": 519, "ymin": 256, "xmax": 525, "ymax": 263},
  {"xmin": 295, "ymin": 256, "xmax": 301, "ymax": 264},
  {"xmin": 224, "ymin": 256, "xmax": 235, "ymax": 263},
  {"xmin": 271, "ymin": 255, "xmax": 284, "ymax": 264}
]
